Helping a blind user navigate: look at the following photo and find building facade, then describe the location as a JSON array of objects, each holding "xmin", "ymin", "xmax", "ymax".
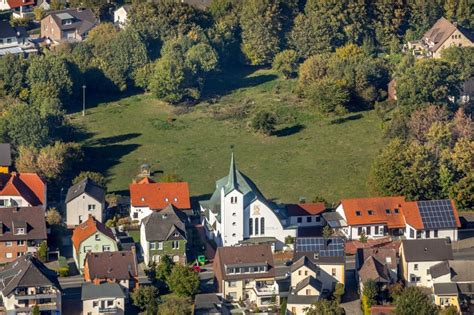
[
  {"xmin": 82, "ymin": 282, "xmax": 125, "ymax": 315},
  {"xmin": 41, "ymin": 8, "xmax": 97, "ymax": 43},
  {"xmin": 0, "ymin": 173, "xmax": 46, "ymax": 209},
  {"xmin": 66, "ymin": 177, "xmax": 106, "ymax": 227}
]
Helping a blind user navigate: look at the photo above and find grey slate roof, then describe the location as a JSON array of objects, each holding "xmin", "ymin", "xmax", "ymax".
[
  {"xmin": 194, "ymin": 293, "xmax": 222, "ymax": 315},
  {"xmin": 0, "ymin": 206, "xmax": 47, "ymax": 242},
  {"xmin": 46, "ymin": 8, "xmax": 97, "ymax": 36},
  {"xmin": 290, "ymin": 256, "xmax": 318, "ymax": 273},
  {"xmin": 358, "ymin": 256, "xmax": 391, "ymax": 284},
  {"xmin": 142, "ymin": 204, "xmax": 187, "ymax": 242},
  {"xmin": 287, "ymin": 293, "xmax": 319, "ymax": 305},
  {"xmin": 433, "ymin": 282, "xmax": 458, "ymax": 295},
  {"xmin": 0, "ymin": 255, "xmax": 61, "ymax": 296},
  {"xmin": 81, "ymin": 282, "xmax": 125, "ymax": 300},
  {"xmin": 401, "ymin": 239, "xmax": 453, "ymax": 262},
  {"xmin": 449, "ymin": 260, "xmax": 474, "ymax": 282},
  {"xmin": 294, "ymin": 276, "xmax": 322, "ymax": 294},
  {"xmin": 66, "ymin": 177, "xmax": 105, "ymax": 203},
  {"xmin": 430, "ymin": 261, "xmax": 450, "ymax": 279},
  {"xmin": 0, "ymin": 143, "xmax": 11, "ymax": 166}
]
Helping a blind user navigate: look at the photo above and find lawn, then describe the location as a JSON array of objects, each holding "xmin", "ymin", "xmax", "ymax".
[{"xmin": 71, "ymin": 68, "xmax": 385, "ymax": 204}]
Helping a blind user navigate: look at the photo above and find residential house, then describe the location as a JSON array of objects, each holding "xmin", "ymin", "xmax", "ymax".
[
  {"xmin": 114, "ymin": 4, "xmax": 130, "ymax": 28},
  {"xmin": 430, "ymin": 260, "xmax": 474, "ymax": 312},
  {"xmin": 0, "ymin": 0, "xmax": 35, "ymax": 18},
  {"xmin": 66, "ymin": 177, "xmax": 106, "ymax": 227},
  {"xmin": 140, "ymin": 204, "xmax": 188, "ymax": 264},
  {"xmin": 407, "ymin": 17, "xmax": 474, "ymax": 58},
  {"xmin": 129, "ymin": 177, "xmax": 191, "ymax": 222},
  {"xmin": 0, "ymin": 143, "xmax": 11, "ymax": 173},
  {"xmin": 194, "ymin": 293, "xmax": 223, "ymax": 315},
  {"xmin": 72, "ymin": 216, "xmax": 118, "ymax": 273},
  {"xmin": 83, "ymin": 249, "xmax": 138, "ymax": 297},
  {"xmin": 292, "ymin": 237, "xmax": 345, "ymax": 291},
  {"xmin": 41, "ymin": 8, "xmax": 98, "ymax": 44},
  {"xmin": 356, "ymin": 247, "xmax": 398, "ymax": 292},
  {"xmin": 0, "ymin": 206, "xmax": 47, "ymax": 264},
  {"xmin": 399, "ymin": 239, "xmax": 453, "ymax": 288},
  {"xmin": 0, "ymin": 255, "xmax": 62, "ymax": 314},
  {"xmin": 0, "ymin": 21, "xmax": 29, "ymax": 56},
  {"xmin": 330, "ymin": 197, "xmax": 460, "ymax": 241},
  {"xmin": 213, "ymin": 244, "xmax": 279, "ymax": 308},
  {"xmin": 286, "ymin": 256, "xmax": 324, "ymax": 315},
  {"xmin": 200, "ymin": 153, "xmax": 297, "ymax": 250},
  {"xmin": 0, "ymin": 172, "xmax": 47, "ymax": 209},
  {"xmin": 285, "ymin": 203, "xmax": 326, "ymax": 228},
  {"xmin": 82, "ymin": 282, "xmax": 125, "ymax": 315}
]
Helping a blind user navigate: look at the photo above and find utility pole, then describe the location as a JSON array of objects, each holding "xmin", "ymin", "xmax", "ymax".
[{"xmin": 82, "ymin": 85, "xmax": 86, "ymax": 117}]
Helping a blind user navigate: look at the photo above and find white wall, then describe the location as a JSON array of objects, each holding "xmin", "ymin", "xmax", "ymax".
[
  {"xmin": 406, "ymin": 260, "xmax": 444, "ymax": 288},
  {"xmin": 288, "ymin": 215, "xmax": 323, "ymax": 227},
  {"xmin": 130, "ymin": 206, "xmax": 153, "ymax": 222},
  {"xmin": 67, "ymin": 193, "xmax": 104, "ymax": 226},
  {"xmin": 140, "ymin": 221, "xmax": 149, "ymax": 263},
  {"xmin": 0, "ymin": 196, "xmax": 28, "ymax": 207},
  {"xmin": 0, "ymin": 36, "xmax": 19, "ymax": 48},
  {"xmin": 114, "ymin": 8, "xmax": 127, "ymax": 28},
  {"xmin": 220, "ymin": 188, "xmax": 244, "ymax": 246},
  {"xmin": 404, "ymin": 224, "xmax": 458, "ymax": 241},
  {"xmin": 83, "ymin": 297, "xmax": 125, "ymax": 315}
]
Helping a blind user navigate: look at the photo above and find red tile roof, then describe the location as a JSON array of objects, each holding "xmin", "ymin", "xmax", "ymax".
[
  {"xmin": 0, "ymin": 173, "xmax": 45, "ymax": 206},
  {"xmin": 340, "ymin": 197, "xmax": 407, "ymax": 229},
  {"xmin": 129, "ymin": 180, "xmax": 191, "ymax": 210},
  {"xmin": 287, "ymin": 203, "xmax": 326, "ymax": 216},
  {"xmin": 72, "ymin": 216, "xmax": 115, "ymax": 252},
  {"xmin": 371, "ymin": 305, "xmax": 395, "ymax": 315},
  {"xmin": 7, "ymin": 0, "xmax": 34, "ymax": 9}
]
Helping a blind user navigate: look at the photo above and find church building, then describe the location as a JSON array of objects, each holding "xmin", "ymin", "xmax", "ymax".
[{"xmin": 200, "ymin": 153, "xmax": 297, "ymax": 250}]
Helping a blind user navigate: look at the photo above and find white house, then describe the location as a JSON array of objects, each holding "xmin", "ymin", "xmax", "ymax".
[
  {"xmin": 66, "ymin": 177, "xmax": 106, "ymax": 227},
  {"xmin": 285, "ymin": 203, "xmax": 326, "ymax": 228},
  {"xmin": 0, "ymin": 172, "xmax": 46, "ymax": 209},
  {"xmin": 200, "ymin": 153, "xmax": 297, "ymax": 250},
  {"xmin": 400, "ymin": 239, "xmax": 453, "ymax": 289},
  {"xmin": 114, "ymin": 4, "xmax": 131, "ymax": 28},
  {"xmin": 82, "ymin": 282, "xmax": 125, "ymax": 315},
  {"xmin": 328, "ymin": 197, "xmax": 460, "ymax": 241}
]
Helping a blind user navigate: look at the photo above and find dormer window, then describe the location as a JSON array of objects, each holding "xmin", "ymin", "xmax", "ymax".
[
  {"xmin": 385, "ymin": 209, "xmax": 390, "ymax": 214},
  {"xmin": 314, "ymin": 253, "xmax": 319, "ymax": 259},
  {"xmin": 95, "ymin": 234, "xmax": 100, "ymax": 241},
  {"xmin": 355, "ymin": 211, "xmax": 361, "ymax": 216},
  {"xmin": 394, "ymin": 208, "xmax": 399, "ymax": 214},
  {"xmin": 368, "ymin": 210, "xmax": 374, "ymax": 216},
  {"xmin": 15, "ymin": 228, "xmax": 25, "ymax": 235}
]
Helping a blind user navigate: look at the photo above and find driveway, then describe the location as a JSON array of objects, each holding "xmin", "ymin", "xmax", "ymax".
[{"xmin": 341, "ymin": 269, "xmax": 362, "ymax": 315}]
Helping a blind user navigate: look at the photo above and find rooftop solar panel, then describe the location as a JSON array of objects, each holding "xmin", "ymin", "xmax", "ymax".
[
  {"xmin": 417, "ymin": 200, "xmax": 457, "ymax": 230},
  {"xmin": 295, "ymin": 237, "xmax": 344, "ymax": 257}
]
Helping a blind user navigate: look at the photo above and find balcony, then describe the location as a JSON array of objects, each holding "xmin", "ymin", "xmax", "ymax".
[
  {"xmin": 253, "ymin": 281, "xmax": 279, "ymax": 297},
  {"xmin": 15, "ymin": 293, "xmax": 58, "ymax": 300},
  {"xmin": 15, "ymin": 302, "xmax": 59, "ymax": 312},
  {"xmin": 99, "ymin": 307, "xmax": 119, "ymax": 313}
]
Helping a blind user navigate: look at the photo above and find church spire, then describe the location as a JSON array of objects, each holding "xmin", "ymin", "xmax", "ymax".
[{"xmin": 227, "ymin": 150, "xmax": 237, "ymax": 191}]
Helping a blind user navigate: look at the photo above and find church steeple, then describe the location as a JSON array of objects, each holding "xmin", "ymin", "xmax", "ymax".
[{"xmin": 227, "ymin": 151, "xmax": 237, "ymax": 191}]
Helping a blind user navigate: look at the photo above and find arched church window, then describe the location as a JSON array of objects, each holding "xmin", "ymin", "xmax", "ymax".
[
  {"xmin": 260, "ymin": 217, "xmax": 265, "ymax": 235},
  {"xmin": 249, "ymin": 218, "xmax": 253, "ymax": 236},
  {"xmin": 255, "ymin": 218, "xmax": 259, "ymax": 235}
]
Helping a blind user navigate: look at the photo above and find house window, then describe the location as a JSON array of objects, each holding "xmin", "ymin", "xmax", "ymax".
[
  {"xmin": 84, "ymin": 246, "xmax": 92, "ymax": 252},
  {"xmin": 316, "ymin": 270, "xmax": 321, "ymax": 276},
  {"xmin": 88, "ymin": 204, "xmax": 96, "ymax": 211},
  {"xmin": 93, "ymin": 301, "xmax": 98, "ymax": 307},
  {"xmin": 368, "ymin": 210, "xmax": 374, "ymax": 216},
  {"xmin": 172, "ymin": 241, "xmax": 179, "ymax": 249},
  {"xmin": 103, "ymin": 245, "xmax": 111, "ymax": 251},
  {"xmin": 17, "ymin": 240, "xmax": 25, "ymax": 246},
  {"xmin": 414, "ymin": 264, "xmax": 418, "ymax": 271},
  {"xmin": 358, "ymin": 227, "xmax": 363, "ymax": 235},
  {"xmin": 232, "ymin": 222, "xmax": 236, "ymax": 226},
  {"xmin": 434, "ymin": 230, "xmax": 438, "ymax": 237},
  {"xmin": 95, "ymin": 234, "xmax": 101, "ymax": 241},
  {"xmin": 228, "ymin": 292, "xmax": 237, "ymax": 300},
  {"xmin": 158, "ymin": 242, "xmax": 163, "ymax": 250},
  {"xmin": 411, "ymin": 276, "xmax": 416, "ymax": 282},
  {"xmin": 5, "ymin": 253, "xmax": 12, "ymax": 258},
  {"xmin": 133, "ymin": 212, "xmax": 138, "ymax": 219},
  {"xmin": 297, "ymin": 217, "xmax": 302, "ymax": 223},
  {"xmin": 232, "ymin": 233, "xmax": 236, "ymax": 237},
  {"xmin": 385, "ymin": 209, "xmax": 390, "ymax": 214},
  {"xmin": 6, "ymin": 38, "xmax": 11, "ymax": 44},
  {"xmin": 374, "ymin": 226, "xmax": 379, "ymax": 235},
  {"xmin": 332, "ymin": 268, "xmax": 336, "ymax": 276},
  {"xmin": 416, "ymin": 230, "xmax": 422, "ymax": 239},
  {"xmin": 394, "ymin": 208, "xmax": 399, "ymax": 214},
  {"xmin": 304, "ymin": 270, "xmax": 308, "ymax": 276},
  {"xmin": 231, "ymin": 197, "xmax": 237, "ymax": 204},
  {"xmin": 366, "ymin": 226, "xmax": 371, "ymax": 235},
  {"xmin": 260, "ymin": 217, "xmax": 265, "ymax": 234},
  {"xmin": 410, "ymin": 229, "xmax": 414, "ymax": 239},
  {"xmin": 150, "ymin": 242, "xmax": 156, "ymax": 250},
  {"xmin": 356, "ymin": 211, "xmax": 361, "ymax": 216},
  {"xmin": 5, "ymin": 242, "xmax": 12, "ymax": 247},
  {"xmin": 315, "ymin": 216, "xmax": 320, "ymax": 222},
  {"xmin": 249, "ymin": 218, "xmax": 253, "ymax": 236},
  {"xmin": 307, "ymin": 217, "xmax": 312, "ymax": 223},
  {"xmin": 426, "ymin": 230, "xmax": 430, "ymax": 238},
  {"xmin": 255, "ymin": 218, "xmax": 259, "ymax": 235},
  {"xmin": 228, "ymin": 281, "xmax": 237, "ymax": 288},
  {"xmin": 16, "ymin": 228, "xmax": 25, "ymax": 235},
  {"xmin": 0, "ymin": 199, "xmax": 5, "ymax": 206},
  {"xmin": 426, "ymin": 269, "xmax": 430, "ymax": 275},
  {"xmin": 298, "ymin": 270, "xmax": 301, "ymax": 276},
  {"xmin": 306, "ymin": 289, "xmax": 311, "ymax": 295}
]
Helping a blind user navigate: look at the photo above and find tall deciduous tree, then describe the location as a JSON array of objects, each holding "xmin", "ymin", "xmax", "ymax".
[
  {"xmin": 240, "ymin": 0, "xmax": 282, "ymax": 65},
  {"xmin": 166, "ymin": 265, "xmax": 200, "ymax": 297},
  {"xmin": 394, "ymin": 287, "xmax": 438, "ymax": 315},
  {"xmin": 157, "ymin": 294, "xmax": 193, "ymax": 315}
]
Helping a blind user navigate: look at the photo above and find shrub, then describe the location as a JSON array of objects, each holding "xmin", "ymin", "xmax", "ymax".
[
  {"xmin": 333, "ymin": 283, "xmax": 344, "ymax": 303},
  {"xmin": 250, "ymin": 111, "xmax": 277, "ymax": 136},
  {"xmin": 272, "ymin": 50, "xmax": 299, "ymax": 79},
  {"xmin": 58, "ymin": 266, "xmax": 69, "ymax": 277},
  {"xmin": 285, "ymin": 236, "xmax": 295, "ymax": 245}
]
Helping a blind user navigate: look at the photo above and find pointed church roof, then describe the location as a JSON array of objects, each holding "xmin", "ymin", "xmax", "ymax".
[{"xmin": 224, "ymin": 152, "xmax": 238, "ymax": 195}]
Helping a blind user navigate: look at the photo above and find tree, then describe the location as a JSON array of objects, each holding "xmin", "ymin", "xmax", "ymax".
[
  {"xmin": 167, "ymin": 264, "xmax": 200, "ymax": 297},
  {"xmin": 33, "ymin": 6, "xmax": 45, "ymax": 21},
  {"xmin": 297, "ymin": 54, "xmax": 329, "ymax": 92},
  {"xmin": 439, "ymin": 305, "xmax": 460, "ymax": 315},
  {"xmin": 38, "ymin": 240, "xmax": 48, "ymax": 262},
  {"xmin": 272, "ymin": 50, "xmax": 299, "ymax": 79},
  {"xmin": 407, "ymin": 105, "xmax": 449, "ymax": 143},
  {"xmin": 372, "ymin": 0, "xmax": 408, "ymax": 49},
  {"xmin": 31, "ymin": 305, "xmax": 40, "ymax": 315},
  {"xmin": 362, "ymin": 280, "xmax": 377, "ymax": 306},
  {"xmin": 323, "ymin": 226, "xmax": 334, "ymax": 238},
  {"xmin": 46, "ymin": 208, "xmax": 62, "ymax": 225},
  {"xmin": 157, "ymin": 294, "xmax": 193, "ymax": 315},
  {"xmin": 250, "ymin": 111, "xmax": 277, "ymax": 136},
  {"xmin": 441, "ymin": 46, "xmax": 474, "ymax": 82},
  {"xmin": 359, "ymin": 231, "xmax": 368, "ymax": 243},
  {"xmin": 396, "ymin": 59, "xmax": 461, "ymax": 107},
  {"xmin": 150, "ymin": 57, "xmax": 187, "ymax": 103},
  {"xmin": 131, "ymin": 285, "xmax": 159, "ymax": 311},
  {"xmin": 36, "ymin": 142, "xmax": 83, "ymax": 182},
  {"xmin": 73, "ymin": 171, "xmax": 107, "ymax": 188},
  {"xmin": 156, "ymin": 255, "xmax": 174, "ymax": 283},
  {"xmin": 307, "ymin": 78, "xmax": 349, "ymax": 115},
  {"xmin": 394, "ymin": 286, "xmax": 438, "ymax": 315},
  {"xmin": 304, "ymin": 299, "xmax": 345, "ymax": 315},
  {"xmin": 240, "ymin": 0, "xmax": 282, "ymax": 65},
  {"xmin": 15, "ymin": 146, "xmax": 39, "ymax": 173},
  {"xmin": 333, "ymin": 283, "xmax": 344, "ymax": 303},
  {"xmin": 0, "ymin": 54, "xmax": 28, "ymax": 97}
]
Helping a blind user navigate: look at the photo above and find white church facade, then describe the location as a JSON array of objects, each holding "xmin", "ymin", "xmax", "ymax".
[{"xmin": 200, "ymin": 153, "xmax": 297, "ymax": 250}]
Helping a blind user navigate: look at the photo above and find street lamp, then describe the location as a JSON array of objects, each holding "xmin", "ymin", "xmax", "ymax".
[{"xmin": 82, "ymin": 85, "xmax": 87, "ymax": 117}]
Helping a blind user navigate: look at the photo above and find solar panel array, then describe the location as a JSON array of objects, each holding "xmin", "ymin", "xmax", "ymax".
[
  {"xmin": 295, "ymin": 237, "xmax": 344, "ymax": 257},
  {"xmin": 417, "ymin": 200, "xmax": 457, "ymax": 229}
]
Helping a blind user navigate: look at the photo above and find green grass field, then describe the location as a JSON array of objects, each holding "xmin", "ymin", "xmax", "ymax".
[{"xmin": 71, "ymin": 68, "xmax": 385, "ymax": 204}]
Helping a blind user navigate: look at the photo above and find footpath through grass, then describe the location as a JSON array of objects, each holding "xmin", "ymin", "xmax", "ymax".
[{"xmin": 71, "ymin": 68, "xmax": 385, "ymax": 204}]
